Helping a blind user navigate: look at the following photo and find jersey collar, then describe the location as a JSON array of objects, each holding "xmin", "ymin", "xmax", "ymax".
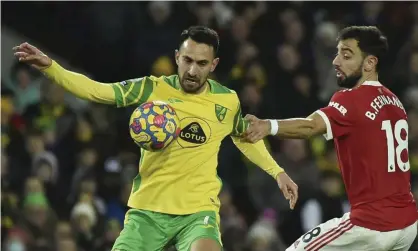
[{"xmin": 362, "ymin": 81, "xmax": 382, "ymax": 87}]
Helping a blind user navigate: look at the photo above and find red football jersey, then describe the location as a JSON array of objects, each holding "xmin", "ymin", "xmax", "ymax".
[{"xmin": 316, "ymin": 81, "xmax": 417, "ymax": 231}]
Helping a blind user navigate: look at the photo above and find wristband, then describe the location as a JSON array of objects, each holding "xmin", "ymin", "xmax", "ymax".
[{"xmin": 269, "ymin": 120, "xmax": 279, "ymax": 135}]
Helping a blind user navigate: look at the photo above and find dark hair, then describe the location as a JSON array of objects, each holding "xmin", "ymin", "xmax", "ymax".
[
  {"xmin": 337, "ymin": 26, "xmax": 388, "ymax": 72},
  {"xmin": 179, "ymin": 26, "xmax": 220, "ymax": 56}
]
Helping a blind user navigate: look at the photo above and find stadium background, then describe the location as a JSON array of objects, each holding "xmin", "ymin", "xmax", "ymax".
[{"xmin": 2, "ymin": 1, "xmax": 418, "ymax": 251}]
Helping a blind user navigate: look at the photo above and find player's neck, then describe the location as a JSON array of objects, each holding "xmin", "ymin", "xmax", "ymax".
[
  {"xmin": 190, "ymin": 82, "xmax": 209, "ymax": 95},
  {"xmin": 197, "ymin": 83, "xmax": 209, "ymax": 94},
  {"xmin": 355, "ymin": 73, "xmax": 379, "ymax": 88}
]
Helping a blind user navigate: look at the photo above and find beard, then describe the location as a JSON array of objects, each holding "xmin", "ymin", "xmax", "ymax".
[
  {"xmin": 337, "ymin": 65, "xmax": 363, "ymax": 89},
  {"xmin": 179, "ymin": 72, "xmax": 207, "ymax": 93}
]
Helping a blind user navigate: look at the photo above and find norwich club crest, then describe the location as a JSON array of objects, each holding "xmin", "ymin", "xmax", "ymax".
[{"xmin": 215, "ymin": 104, "xmax": 227, "ymax": 122}]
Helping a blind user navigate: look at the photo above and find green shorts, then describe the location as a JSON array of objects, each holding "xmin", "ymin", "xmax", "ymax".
[{"xmin": 112, "ymin": 209, "xmax": 222, "ymax": 251}]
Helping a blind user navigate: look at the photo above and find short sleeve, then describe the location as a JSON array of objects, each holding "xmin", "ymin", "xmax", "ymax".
[
  {"xmin": 315, "ymin": 91, "xmax": 356, "ymax": 140},
  {"xmin": 111, "ymin": 77, "xmax": 155, "ymax": 107}
]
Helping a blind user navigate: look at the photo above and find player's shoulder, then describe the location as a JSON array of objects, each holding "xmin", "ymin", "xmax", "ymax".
[
  {"xmin": 148, "ymin": 75, "xmax": 180, "ymax": 89},
  {"xmin": 207, "ymin": 78, "xmax": 237, "ymax": 95},
  {"xmin": 208, "ymin": 79, "xmax": 240, "ymax": 108},
  {"xmin": 330, "ymin": 88, "xmax": 356, "ymax": 102}
]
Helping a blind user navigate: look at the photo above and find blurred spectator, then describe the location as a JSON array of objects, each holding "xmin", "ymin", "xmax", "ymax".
[
  {"xmin": 276, "ymin": 44, "xmax": 301, "ymax": 74},
  {"xmin": 313, "ymin": 21, "xmax": 341, "ymax": 101},
  {"xmin": 189, "ymin": 2, "xmax": 217, "ymax": 28},
  {"xmin": 56, "ymin": 238, "xmax": 78, "ymax": 251},
  {"xmin": 151, "ymin": 56, "xmax": 176, "ymax": 77},
  {"xmin": 221, "ymin": 226, "xmax": 247, "ymax": 251},
  {"xmin": 403, "ymin": 50, "xmax": 418, "ymax": 108},
  {"xmin": 248, "ymin": 139, "xmax": 319, "ymax": 214},
  {"xmin": 234, "ymin": 2, "xmax": 266, "ymax": 27},
  {"xmin": 227, "ymin": 42, "xmax": 259, "ymax": 85},
  {"xmin": 105, "ymin": 181, "xmax": 131, "ymax": 227},
  {"xmin": 392, "ymin": 25, "xmax": 418, "ymax": 97},
  {"xmin": 2, "ymin": 227, "xmax": 29, "ymax": 251},
  {"xmin": 24, "ymin": 80, "xmax": 77, "ymax": 147},
  {"xmin": 16, "ymin": 192, "xmax": 57, "ymax": 251},
  {"xmin": 72, "ymin": 177, "xmax": 106, "ymax": 217},
  {"xmin": 300, "ymin": 171, "xmax": 349, "ymax": 233},
  {"xmin": 69, "ymin": 147, "xmax": 99, "ymax": 199},
  {"xmin": 345, "ymin": 2, "xmax": 386, "ymax": 26},
  {"xmin": 32, "ymin": 152, "xmax": 59, "ymax": 185},
  {"xmin": 71, "ymin": 200, "xmax": 99, "ymax": 251},
  {"xmin": 279, "ymin": 8, "xmax": 300, "ymax": 28},
  {"xmin": 93, "ymin": 219, "xmax": 122, "ymax": 251},
  {"xmin": 409, "ymin": 109, "xmax": 418, "ymax": 145},
  {"xmin": 246, "ymin": 209, "xmax": 286, "ymax": 251},
  {"xmin": 4, "ymin": 62, "xmax": 41, "ymax": 114},
  {"xmin": 231, "ymin": 16, "xmax": 251, "ymax": 44},
  {"xmin": 219, "ymin": 186, "xmax": 247, "ymax": 232},
  {"xmin": 23, "ymin": 80, "xmax": 78, "ymax": 207},
  {"xmin": 32, "ymin": 152, "xmax": 60, "ymax": 210},
  {"xmin": 1, "ymin": 170, "xmax": 20, "ymax": 243},
  {"xmin": 55, "ymin": 221, "xmax": 74, "ymax": 241},
  {"xmin": 1, "ymin": 89, "xmax": 27, "ymax": 189},
  {"xmin": 312, "ymin": 140, "xmax": 340, "ymax": 173},
  {"xmin": 2, "ymin": 150, "xmax": 11, "ymax": 189},
  {"xmin": 76, "ymin": 117, "xmax": 94, "ymax": 144},
  {"xmin": 132, "ymin": 1, "xmax": 178, "ymax": 76},
  {"xmin": 24, "ymin": 177, "xmax": 45, "ymax": 196},
  {"xmin": 284, "ymin": 73, "xmax": 321, "ymax": 118}
]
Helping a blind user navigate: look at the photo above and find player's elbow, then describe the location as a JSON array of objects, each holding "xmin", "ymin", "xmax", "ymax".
[{"xmin": 301, "ymin": 119, "xmax": 319, "ymax": 139}]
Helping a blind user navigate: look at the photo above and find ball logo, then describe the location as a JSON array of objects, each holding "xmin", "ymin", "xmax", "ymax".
[{"xmin": 177, "ymin": 118, "xmax": 211, "ymax": 148}]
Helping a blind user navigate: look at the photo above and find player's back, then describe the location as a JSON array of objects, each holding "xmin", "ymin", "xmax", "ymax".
[{"xmin": 321, "ymin": 81, "xmax": 416, "ymax": 231}]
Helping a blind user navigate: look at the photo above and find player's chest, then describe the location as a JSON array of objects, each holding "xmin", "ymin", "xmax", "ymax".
[{"xmin": 154, "ymin": 93, "xmax": 234, "ymax": 148}]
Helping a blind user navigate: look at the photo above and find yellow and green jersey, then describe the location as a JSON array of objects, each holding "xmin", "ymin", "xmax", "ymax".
[{"xmin": 42, "ymin": 61, "xmax": 284, "ymax": 215}]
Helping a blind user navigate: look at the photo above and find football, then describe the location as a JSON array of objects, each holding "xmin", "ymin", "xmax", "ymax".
[{"xmin": 129, "ymin": 101, "xmax": 181, "ymax": 151}]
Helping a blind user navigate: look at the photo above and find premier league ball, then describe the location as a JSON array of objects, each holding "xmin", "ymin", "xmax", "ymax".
[{"xmin": 129, "ymin": 101, "xmax": 181, "ymax": 151}]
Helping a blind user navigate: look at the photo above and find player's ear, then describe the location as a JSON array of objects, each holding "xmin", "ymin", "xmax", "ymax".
[
  {"xmin": 175, "ymin": 50, "xmax": 180, "ymax": 66},
  {"xmin": 210, "ymin": 58, "xmax": 220, "ymax": 72},
  {"xmin": 364, "ymin": 55, "xmax": 378, "ymax": 72}
]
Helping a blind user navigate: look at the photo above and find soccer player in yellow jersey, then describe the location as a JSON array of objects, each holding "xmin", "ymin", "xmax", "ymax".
[{"xmin": 13, "ymin": 26, "xmax": 298, "ymax": 251}]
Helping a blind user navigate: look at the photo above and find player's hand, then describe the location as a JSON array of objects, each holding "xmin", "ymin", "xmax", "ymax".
[
  {"xmin": 277, "ymin": 172, "xmax": 298, "ymax": 210},
  {"xmin": 244, "ymin": 114, "xmax": 271, "ymax": 143},
  {"xmin": 13, "ymin": 42, "xmax": 52, "ymax": 70}
]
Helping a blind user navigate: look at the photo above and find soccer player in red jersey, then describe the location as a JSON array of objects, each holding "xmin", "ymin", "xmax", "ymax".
[{"xmin": 244, "ymin": 26, "xmax": 417, "ymax": 251}]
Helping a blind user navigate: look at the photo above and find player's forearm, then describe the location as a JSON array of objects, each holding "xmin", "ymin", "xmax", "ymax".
[
  {"xmin": 232, "ymin": 137, "xmax": 284, "ymax": 179},
  {"xmin": 41, "ymin": 61, "xmax": 116, "ymax": 104},
  {"xmin": 272, "ymin": 118, "xmax": 316, "ymax": 139}
]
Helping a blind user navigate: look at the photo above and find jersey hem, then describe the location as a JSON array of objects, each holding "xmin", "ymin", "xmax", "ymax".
[
  {"xmin": 127, "ymin": 203, "xmax": 220, "ymax": 216},
  {"xmin": 350, "ymin": 216, "xmax": 418, "ymax": 232}
]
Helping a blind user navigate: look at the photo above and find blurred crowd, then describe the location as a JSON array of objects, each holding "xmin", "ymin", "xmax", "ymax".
[{"xmin": 2, "ymin": 2, "xmax": 418, "ymax": 251}]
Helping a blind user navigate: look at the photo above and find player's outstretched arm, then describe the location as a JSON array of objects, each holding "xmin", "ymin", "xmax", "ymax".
[
  {"xmin": 13, "ymin": 42, "xmax": 116, "ymax": 104},
  {"xmin": 244, "ymin": 113, "xmax": 326, "ymax": 143},
  {"xmin": 244, "ymin": 91, "xmax": 356, "ymax": 142}
]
